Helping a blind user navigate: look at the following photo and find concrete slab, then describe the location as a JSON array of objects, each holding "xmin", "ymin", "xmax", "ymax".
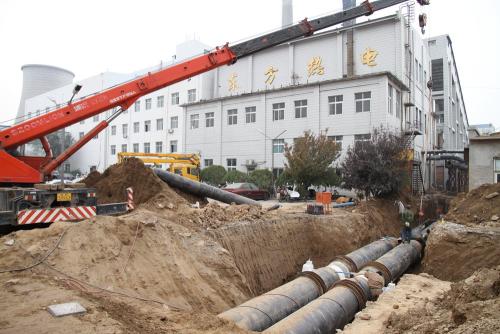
[{"xmin": 47, "ymin": 302, "xmax": 86, "ymax": 317}]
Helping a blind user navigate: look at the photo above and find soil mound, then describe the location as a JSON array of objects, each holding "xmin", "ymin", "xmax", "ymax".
[
  {"xmin": 385, "ymin": 266, "xmax": 500, "ymax": 334},
  {"xmin": 0, "ymin": 209, "xmax": 251, "ymax": 312},
  {"xmin": 445, "ymin": 183, "xmax": 500, "ymax": 226},
  {"xmin": 422, "ymin": 222, "xmax": 500, "ymax": 281},
  {"xmin": 83, "ymin": 158, "xmax": 189, "ymax": 205}
]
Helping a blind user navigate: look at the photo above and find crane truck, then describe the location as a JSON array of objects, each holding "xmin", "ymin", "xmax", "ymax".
[
  {"xmin": 0, "ymin": 0, "xmax": 426, "ymax": 226},
  {"xmin": 117, "ymin": 152, "xmax": 201, "ymax": 181}
]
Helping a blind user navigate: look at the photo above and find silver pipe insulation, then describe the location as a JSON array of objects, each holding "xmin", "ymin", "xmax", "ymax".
[
  {"xmin": 218, "ymin": 237, "xmax": 398, "ymax": 331},
  {"xmin": 264, "ymin": 240, "xmax": 424, "ymax": 334},
  {"xmin": 153, "ymin": 169, "xmax": 261, "ymax": 206}
]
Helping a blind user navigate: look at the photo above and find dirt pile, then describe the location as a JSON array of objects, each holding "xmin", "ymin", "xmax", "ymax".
[
  {"xmin": 0, "ymin": 210, "xmax": 250, "ymax": 314},
  {"xmin": 83, "ymin": 158, "xmax": 194, "ymax": 206},
  {"xmin": 384, "ymin": 266, "xmax": 500, "ymax": 334},
  {"xmin": 422, "ymin": 222, "xmax": 500, "ymax": 281},
  {"xmin": 445, "ymin": 183, "xmax": 500, "ymax": 226}
]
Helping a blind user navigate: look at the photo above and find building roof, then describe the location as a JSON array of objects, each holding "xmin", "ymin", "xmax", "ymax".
[{"xmin": 470, "ymin": 132, "xmax": 500, "ymax": 142}]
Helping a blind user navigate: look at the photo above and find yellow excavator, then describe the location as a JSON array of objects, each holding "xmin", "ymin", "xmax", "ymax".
[{"xmin": 117, "ymin": 152, "xmax": 201, "ymax": 181}]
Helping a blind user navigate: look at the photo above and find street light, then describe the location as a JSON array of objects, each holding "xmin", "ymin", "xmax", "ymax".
[{"xmin": 257, "ymin": 129, "xmax": 287, "ymax": 195}]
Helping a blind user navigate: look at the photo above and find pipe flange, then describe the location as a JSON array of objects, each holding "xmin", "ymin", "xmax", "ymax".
[
  {"xmin": 331, "ymin": 278, "xmax": 368, "ymax": 310},
  {"xmin": 364, "ymin": 261, "xmax": 392, "ymax": 284},
  {"xmin": 333, "ymin": 255, "xmax": 358, "ymax": 272},
  {"xmin": 299, "ymin": 271, "xmax": 328, "ymax": 295}
]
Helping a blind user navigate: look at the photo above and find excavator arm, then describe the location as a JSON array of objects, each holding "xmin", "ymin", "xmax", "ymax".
[{"xmin": 0, "ymin": 0, "xmax": 414, "ymax": 184}]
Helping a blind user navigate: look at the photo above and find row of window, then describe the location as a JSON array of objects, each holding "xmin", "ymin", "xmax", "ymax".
[
  {"xmin": 110, "ymin": 140, "xmax": 178, "ymax": 155},
  {"xmin": 206, "ymin": 134, "xmax": 371, "ymax": 171},
  {"xmin": 189, "ymin": 92, "xmax": 373, "ymax": 129},
  {"xmin": 132, "ymin": 89, "xmax": 197, "ymax": 112},
  {"xmin": 105, "ymin": 117, "xmax": 179, "ymax": 137}
]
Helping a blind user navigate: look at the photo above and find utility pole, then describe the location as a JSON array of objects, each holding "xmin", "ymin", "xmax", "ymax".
[{"xmin": 257, "ymin": 129, "xmax": 287, "ymax": 196}]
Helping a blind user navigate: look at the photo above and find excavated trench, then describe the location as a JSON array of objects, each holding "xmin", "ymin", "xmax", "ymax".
[{"xmin": 209, "ymin": 207, "xmax": 401, "ymax": 298}]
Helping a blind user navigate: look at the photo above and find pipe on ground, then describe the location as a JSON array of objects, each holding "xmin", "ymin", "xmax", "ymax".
[
  {"xmin": 218, "ymin": 237, "xmax": 397, "ymax": 331},
  {"xmin": 264, "ymin": 240, "xmax": 423, "ymax": 334},
  {"xmin": 153, "ymin": 169, "xmax": 260, "ymax": 206}
]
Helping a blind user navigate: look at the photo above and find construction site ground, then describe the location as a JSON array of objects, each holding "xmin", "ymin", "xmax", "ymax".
[{"xmin": 1, "ymin": 160, "xmax": 499, "ymax": 333}]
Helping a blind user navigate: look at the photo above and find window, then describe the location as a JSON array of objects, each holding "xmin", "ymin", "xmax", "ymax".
[
  {"xmin": 388, "ymin": 85, "xmax": 393, "ymax": 115},
  {"xmin": 110, "ymin": 145, "xmax": 116, "ymax": 155},
  {"xmin": 144, "ymin": 120, "xmax": 151, "ymax": 132},
  {"xmin": 170, "ymin": 140, "xmax": 178, "ymax": 153},
  {"xmin": 495, "ymin": 159, "xmax": 500, "ymax": 183},
  {"xmin": 155, "ymin": 141, "xmax": 163, "ymax": 153},
  {"xmin": 396, "ymin": 90, "xmax": 401, "ymax": 119},
  {"xmin": 111, "ymin": 126, "xmax": 116, "ymax": 135},
  {"xmin": 227, "ymin": 158, "xmax": 237, "ymax": 171},
  {"xmin": 227, "ymin": 109, "xmax": 237, "ymax": 125},
  {"xmin": 133, "ymin": 143, "xmax": 139, "ymax": 153},
  {"xmin": 419, "ymin": 63, "xmax": 423, "ymax": 84},
  {"xmin": 157, "ymin": 95, "xmax": 164, "ymax": 108},
  {"xmin": 245, "ymin": 106, "xmax": 256, "ymax": 123},
  {"xmin": 122, "ymin": 124, "xmax": 128, "ymax": 138},
  {"xmin": 135, "ymin": 100, "xmax": 140, "ymax": 112},
  {"xmin": 156, "ymin": 118, "xmax": 163, "ymax": 131},
  {"xmin": 171, "ymin": 92, "xmax": 179, "ymax": 105},
  {"xmin": 64, "ymin": 163, "xmax": 71, "ymax": 173},
  {"xmin": 93, "ymin": 115, "xmax": 99, "ymax": 122},
  {"xmin": 171, "ymin": 116, "xmax": 178, "ymax": 129},
  {"xmin": 133, "ymin": 122, "xmax": 140, "ymax": 133},
  {"xmin": 354, "ymin": 134, "xmax": 371, "ymax": 144},
  {"xmin": 294, "ymin": 99, "xmax": 307, "ymax": 118},
  {"xmin": 190, "ymin": 114, "xmax": 199, "ymax": 129},
  {"xmin": 79, "ymin": 132, "xmax": 84, "ymax": 139},
  {"xmin": 272, "ymin": 102, "xmax": 285, "ymax": 121},
  {"xmin": 36, "ymin": 109, "xmax": 40, "ymax": 116},
  {"xmin": 93, "ymin": 134, "xmax": 98, "ymax": 140},
  {"xmin": 188, "ymin": 89, "xmax": 196, "ymax": 103},
  {"xmin": 145, "ymin": 98, "xmax": 152, "ymax": 110},
  {"xmin": 121, "ymin": 144, "xmax": 127, "ymax": 152},
  {"xmin": 272, "ymin": 139, "xmax": 285, "ymax": 153},
  {"xmin": 80, "ymin": 119, "xmax": 85, "ymax": 125},
  {"xmin": 328, "ymin": 95, "xmax": 343, "ymax": 115},
  {"xmin": 415, "ymin": 59, "xmax": 418, "ymax": 82},
  {"xmin": 435, "ymin": 99, "xmax": 444, "ymax": 112},
  {"xmin": 143, "ymin": 142, "xmax": 150, "ymax": 153},
  {"xmin": 328, "ymin": 135, "xmax": 343, "ymax": 151},
  {"xmin": 437, "ymin": 113, "xmax": 445, "ymax": 123},
  {"xmin": 204, "ymin": 159, "xmax": 214, "ymax": 167},
  {"xmin": 206, "ymin": 112, "xmax": 214, "ymax": 127},
  {"xmin": 355, "ymin": 92, "xmax": 371, "ymax": 112}
]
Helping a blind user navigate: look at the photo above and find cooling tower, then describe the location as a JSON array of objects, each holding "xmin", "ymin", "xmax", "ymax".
[{"xmin": 16, "ymin": 64, "xmax": 74, "ymax": 123}]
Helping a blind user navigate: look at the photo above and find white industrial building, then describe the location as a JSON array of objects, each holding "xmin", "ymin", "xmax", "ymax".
[
  {"xmin": 22, "ymin": 40, "xmax": 212, "ymax": 173},
  {"xmin": 18, "ymin": 5, "xmax": 469, "ymax": 193},
  {"xmin": 184, "ymin": 10, "xmax": 436, "ymax": 189}
]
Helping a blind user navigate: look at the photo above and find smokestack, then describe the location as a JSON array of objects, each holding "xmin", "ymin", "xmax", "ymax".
[
  {"xmin": 342, "ymin": 0, "xmax": 357, "ymax": 27},
  {"xmin": 16, "ymin": 64, "xmax": 74, "ymax": 124},
  {"xmin": 282, "ymin": 0, "xmax": 293, "ymax": 28}
]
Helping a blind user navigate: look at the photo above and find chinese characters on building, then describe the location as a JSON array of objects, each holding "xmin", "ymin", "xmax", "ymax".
[
  {"xmin": 265, "ymin": 66, "xmax": 278, "ymax": 85},
  {"xmin": 228, "ymin": 73, "xmax": 238, "ymax": 92},
  {"xmin": 362, "ymin": 48, "xmax": 379, "ymax": 67},
  {"xmin": 307, "ymin": 56, "xmax": 325, "ymax": 77}
]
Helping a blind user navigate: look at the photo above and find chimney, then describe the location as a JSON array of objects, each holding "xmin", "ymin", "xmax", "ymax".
[
  {"xmin": 342, "ymin": 0, "xmax": 357, "ymax": 27},
  {"xmin": 282, "ymin": 0, "xmax": 293, "ymax": 28}
]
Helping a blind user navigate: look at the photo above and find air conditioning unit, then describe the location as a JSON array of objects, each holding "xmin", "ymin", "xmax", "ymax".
[
  {"xmin": 123, "ymin": 134, "xmax": 128, "ymax": 139},
  {"xmin": 168, "ymin": 129, "xmax": 174, "ymax": 134},
  {"xmin": 245, "ymin": 159, "xmax": 256, "ymax": 166}
]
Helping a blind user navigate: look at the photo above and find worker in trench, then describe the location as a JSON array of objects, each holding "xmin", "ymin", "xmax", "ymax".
[{"xmin": 397, "ymin": 201, "xmax": 414, "ymax": 243}]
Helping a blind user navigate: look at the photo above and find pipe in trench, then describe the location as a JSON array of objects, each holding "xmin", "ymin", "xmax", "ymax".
[
  {"xmin": 264, "ymin": 240, "xmax": 424, "ymax": 334},
  {"xmin": 218, "ymin": 237, "xmax": 398, "ymax": 332},
  {"xmin": 153, "ymin": 169, "xmax": 260, "ymax": 206}
]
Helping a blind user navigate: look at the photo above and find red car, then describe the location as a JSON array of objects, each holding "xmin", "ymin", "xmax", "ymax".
[{"xmin": 222, "ymin": 182, "xmax": 270, "ymax": 200}]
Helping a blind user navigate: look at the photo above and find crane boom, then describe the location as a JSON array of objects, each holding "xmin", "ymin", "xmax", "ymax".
[{"xmin": 0, "ymin": 0, "xmax": 410, "ymax": 184}]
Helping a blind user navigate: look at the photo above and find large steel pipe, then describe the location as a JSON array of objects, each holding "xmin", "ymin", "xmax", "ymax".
[
  {"xmin": 218, "ymin": 237, "xmax": 397, "ymax": 331},
  {"xmin": 361, "ymin": 240, "xmax": 423, "ymax": 284},
  {"xmin": 153, "ymin": 169, "xmax": 260, "ymax": 206},
  {"xmin": 264, "ymin": 240, "xmax": 424, "ymax": 334}
]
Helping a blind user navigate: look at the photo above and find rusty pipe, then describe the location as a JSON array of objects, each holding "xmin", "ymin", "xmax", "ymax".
[
  {"xmin": 264, "ymin": 240, "xmax": 424, "ymax": 334},
  {"xmin": 218, "ymin": 237, "xmax": 397, "ymax": 331},
  {"xmin": 153, "ymin": 168, "xmax": 261, "ymax": 206}
]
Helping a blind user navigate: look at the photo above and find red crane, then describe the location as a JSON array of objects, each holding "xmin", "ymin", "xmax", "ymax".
[{"xmin": 0, "ymin": 0, "xmax": 421, "ymax": 225}]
